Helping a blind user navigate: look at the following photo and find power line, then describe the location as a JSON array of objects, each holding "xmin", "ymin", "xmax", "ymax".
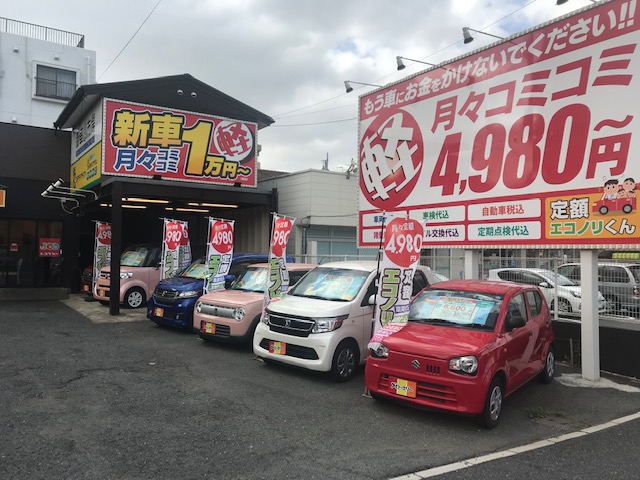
[
  {"xmin": 97, "ymin": 0, "xmax": 163, "ymax": 81},
  {"xmin": 270, "ymin": 117, "xmax": 357, "ymax": 127}
]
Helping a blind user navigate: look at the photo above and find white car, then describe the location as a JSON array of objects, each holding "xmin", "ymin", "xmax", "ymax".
[{"xmin": 487, "ymin": 268, "xmax": 607, "ymax": 314}]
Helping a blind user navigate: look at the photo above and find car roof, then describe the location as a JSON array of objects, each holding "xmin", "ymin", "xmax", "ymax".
[
  {"xmin": 314, "ymin": 260, "xmax": 380, "ymax": 272},
  {"xmin": 489, "ymin": 267, "xmax": 553, "ymax": 275},
  {"xmin": 428, "ymin": 279, "xmax": 534, "ymax": 295},
  {"xmin": 560, "ymin": 262, "xmax": 640, "ymax": 267}
]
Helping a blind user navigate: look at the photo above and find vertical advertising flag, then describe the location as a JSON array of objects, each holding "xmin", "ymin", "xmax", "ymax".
[
  {"xmin": 93, "ymin": 221, "xmax": 112, "ymax": 291},
  {"xmin": 204, "ymin": 218, "xmax": 235, "ymax": 293},
  {"xmin": 161, "ymin": 219, "xmax": 192, "ymax": 279},
  {"xmin": 368, "ymin": 215, "xmax": 425, "ymax": 352},
  {"xmin": 264, "ymin": 214, "xmax": 295, "ymax": 309}
]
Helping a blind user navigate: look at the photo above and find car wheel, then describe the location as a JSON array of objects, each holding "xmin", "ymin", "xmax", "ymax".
[
  {"xmin": 623, "ymin": 204, "xmax": 633, "ymax": 214},
  {"xmin": 479, "ymin": 377, "xmax": 504, "ymax": 429},
  {"xmin": 552, "ymin": 298, "xmax": 572, "ymax": 314},
  {"xmin": 538, "ymin": 346, "xmax": 555, "ymax": 384},
  {"xmin": 330, "ymin": 340, "xmax": 360, "ymax": 382},
  {"xmin": 599, "ymin": 205, "xmax": 609, "ymax": 215},
  {"xmin": 124, "ymin": 287, "xmax": 145, "ymax": 309}
]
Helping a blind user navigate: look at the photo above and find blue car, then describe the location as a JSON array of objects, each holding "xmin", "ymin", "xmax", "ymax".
[{"xmin": 147, "ymin": 253, "xmax": 292, "ymax": 330}]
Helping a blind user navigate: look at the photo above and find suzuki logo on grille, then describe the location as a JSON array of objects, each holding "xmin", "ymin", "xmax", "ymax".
[
  {"xmin": 285, "ymin": 319, "xmax": 291, "ymax": 327},
  {"xmin": 411, "ymin": 359, "xmax": 421, "ymax": 370}
]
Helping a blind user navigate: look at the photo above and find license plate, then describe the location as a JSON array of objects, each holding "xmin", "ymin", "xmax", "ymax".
[
  {"xmin": 202, "ymin": 321, "xmax": 216, "ymax": 334},
  {"xmin": 154, "ymin": 307, "xmax": 164, "ymax": 317},
  {"xmin": 389, "ymin": 377, "xmax": 417, "ymax": 398},
  {"xmin": 98, "ymin": 289, "xmax": 105, "ymax": 297},
  {"xmin": 269, "ymin": 341, "xmax": 286, "ymax": 355},
  {"xmin": 82, "ymin": 285, "xmax": 89, "ymax": 292}
]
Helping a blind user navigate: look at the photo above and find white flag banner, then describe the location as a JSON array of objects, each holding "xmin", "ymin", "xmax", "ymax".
[
  {"xmin": 204, "ymin": 218, "xmax": 235, "ymax": 294},
  {"xmin": 263, "ymin": 213, "xmax": 295, "ymax": 310},
  {"xmin": 368, "ymin": 215, "xmax": 425, "ymax": 351},
  {"xmin": 161, "ymin": 219, "xmax": 191, "ymax": 279},
  {"xmin": 92, "ymin": 221, "xmax": 111, "ymax": 291}
]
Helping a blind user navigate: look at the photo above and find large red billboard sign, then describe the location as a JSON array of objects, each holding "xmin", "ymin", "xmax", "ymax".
[
  {"xmin": 358, "ymin": 0, "xmax": 640, "ymax": 249},
  {"xmin": 102, "ymin": 99, "xmax": 258, "ymax": 187}
]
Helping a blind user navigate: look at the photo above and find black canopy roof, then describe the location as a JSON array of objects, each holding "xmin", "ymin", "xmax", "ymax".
[{"xmin": 54, "ymin": 73, "xmax": 275, "ymax": 130}]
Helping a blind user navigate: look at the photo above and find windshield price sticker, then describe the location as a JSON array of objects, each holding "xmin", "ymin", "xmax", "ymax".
[{"xmin": 431, "ymin": 298, "xmax": 478, "ymax": 324}]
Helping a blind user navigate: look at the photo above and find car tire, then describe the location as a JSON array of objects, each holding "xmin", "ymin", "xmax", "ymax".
[
  {"xmin": 479, "ymin": 376, "xmax": 504, "ymax": 429},
  {"xmin": 538, "ymin": 346, "xmax": 555, "ymax": 384},
  {"xmin": 329, "ymin": 339, "xmax": 360, "ymax": 382},
  {"xmin": 124, "ymin": 287, "xmax": 145, "ymax": 309},
  {"xmin": 552, "ymin": 298, "xmax": 572, "ymax": 314},
  {"xmin": 599, "ymin": 205, "xmax": 609, "ymax": 215},
  {"xmin": 98, "ymin": 300, "xmax": 109, "ymax": 306}
]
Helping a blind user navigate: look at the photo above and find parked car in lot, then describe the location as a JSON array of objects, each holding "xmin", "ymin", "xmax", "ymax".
[
  {"xmin": 80, "ymin": 265, "xmax": 93, "ymax": 295},
  {"xmin": 365, "ymin": 279, "xmax": 555, "ymax": 428},
  {"xmin": 148, "ymin": 253, "xmax": 289, "ymax": 329},
  {"xmin": 487, "ymin": 267, "xmax": 607, "ymax": 314},
  {"xmin": 557, "ymin": 262, "xmax": 640, "ymax": 315},
  {"xmin": 194, "ymin": 263, "xmax": 317, "ymax": 343},
  {"xmin": 253, "ymin": 261, "xmax": 447, "ymax": 382},
  {"xmin": 94, "ymin": 244, "xmax": 162, "ymax": 308}
]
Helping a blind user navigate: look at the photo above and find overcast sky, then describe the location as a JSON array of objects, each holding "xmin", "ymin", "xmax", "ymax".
[{"xmin": 5, "ymin": 0, "xmax": 594, "ymax": 173}]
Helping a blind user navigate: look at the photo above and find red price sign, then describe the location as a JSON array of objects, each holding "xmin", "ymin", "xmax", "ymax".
[
  {"xmin": 165, "ymin": 222, "xmax": 184, "ymax": 250},
  {"xmin": 271, "ymin": 217, "xmax": 292, "ymax": 257},
  {"xmin": 384, "ymin": 218, "xmax": 424, "ymax": 268},
  {"xmin": 210, "ymin": 220, "xmax": 233, "ymax": 253},
  {"xmin": 97, "ymin": 224, "xmax": 112, "ymax": 245}
]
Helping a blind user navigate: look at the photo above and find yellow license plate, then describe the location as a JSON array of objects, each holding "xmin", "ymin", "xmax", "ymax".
[
  {"xmin": 269, "ymin": 341, "xmax": 286, "ymax": 355},
  {"xmin": 389, "ymin": 377, "xmax": 417, "ymax": 398},
  {"xmin": 154, "ymin": 307, "xmax": 164, "ymax": 317},
  {"xmin": 98, "ymin": 289, "xmax": 106, "ymax": 297},
  {"xmin": 82, "ymin": 285, "xmax": 89, "ymax": 292},
  {"xmin": 202, "ymin": 322, "xmax": 216, "ymax": 334}
]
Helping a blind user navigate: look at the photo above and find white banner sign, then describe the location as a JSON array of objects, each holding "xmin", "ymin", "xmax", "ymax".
[
  {"xmin": 204, "ymin": 218, "xmax": 235, "ymax": 293},
  {"xmin": 264, "ymin": 214, "xmax": 295, "ymax": 309},
  {"xmin": 161, "ymin": 219, "xmax": 191, "ymax": 279},
  {"xmin": 92, "ymin": 221, "xmax": 111, "ymax": 291}
]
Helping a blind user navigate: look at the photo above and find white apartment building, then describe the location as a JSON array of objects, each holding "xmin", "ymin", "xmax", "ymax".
[{"xmin": 0, "ymin": 17, "xmax": 96, "ymax": 128}]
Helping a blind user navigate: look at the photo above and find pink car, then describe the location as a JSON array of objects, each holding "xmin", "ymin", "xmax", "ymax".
[
  {"xmin": 194, "ymin": 263, "xmax": 316, "ymax": 344},
  {"xmin": 94, "ymin": 245, "xmax": 162, "ymax": 308}
]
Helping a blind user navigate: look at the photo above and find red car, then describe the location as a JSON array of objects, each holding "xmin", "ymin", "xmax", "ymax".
[
  {"xmin": 365, "ymin": 279, "xmax": 555, "ymax": 428},
  {"xmin": 592, "ymin": 196, "xmax": 636, "ymax": 215}
]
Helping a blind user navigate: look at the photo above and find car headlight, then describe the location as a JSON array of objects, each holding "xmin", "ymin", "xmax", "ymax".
[
  {"xmin": 449, "ymin": 356, "xmax": 478, "ymax": 375},
  {"xmin": 120, "ymin": 272, "xmax": 133, "ymax": 279},
  {"xmin": 312, "ymin": 314, "xmax": 349, "ymax": 333},
  {"xmin": 177, "ymin": 290, "xmax": 200, "ymax": 298},
  {"xmin": 571, "ymin": 291, "xmax": 581, "ymax": 298},
  {"xmin": 262, "ymin": 311, "xmax": 270, "ymax": 324},
  {"xmin": 234, "ymin": 307, "xmax": 246, "ymax": 321},
  {"xmin": 370, "ymin": 344, "xmax": 389, "ymax": 358},
  {"xmin": 196, "ymin": 301, "xmax": 202, "ymax": 314}
]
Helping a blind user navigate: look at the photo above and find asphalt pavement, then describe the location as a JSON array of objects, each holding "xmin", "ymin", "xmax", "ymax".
[{"xmin": 1, "ymin": 294, "xmax": 639, "ymax": 480}]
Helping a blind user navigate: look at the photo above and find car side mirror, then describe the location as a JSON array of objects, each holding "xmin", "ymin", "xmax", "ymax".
[
  {"xmin": 539, "ymin": 281, "xmax": 551, "ymax": 288},
  {"xmin": 224, "ymin": 274, "xmax": 236, "ymax": 288},
  {"xmin": 507, "ymin": 314, "xmax": 526, "ymax": 331}
]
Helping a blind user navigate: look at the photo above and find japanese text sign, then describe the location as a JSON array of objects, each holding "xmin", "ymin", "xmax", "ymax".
[
  {"xmin": 102, "ymin": 98, "xmax": 258, "ymax": 187},
  {"xmin": 204, "ymin": 218, "xmax": 235, "ymax": 294},
  {"xmin": 39, "ymin": 238, "xmax": 61, "ymax": 257},
  {"xmin": 161, "ymin": 219, "xmax": 192, "ymax": 279},
  {"xmin": 369, "ymin": 216, "xmax": 424, "ymax": 352},
  {"xmin": 93, "ymin": 221, "xmax": 112, "ymax": 289},
  {"xmin": 359, "ymin": 0, "xmax": 640, "ymax": 249},
  {"xmin": 264, "ymin": 214, "xmax": 295, "ymax": 309}
]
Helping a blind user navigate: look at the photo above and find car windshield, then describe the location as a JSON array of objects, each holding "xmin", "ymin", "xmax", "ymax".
[
  {"xmin": 409, "ymin": 288, "xmax": 504, "ymax": 331},
  {"xmin": 179, "ymin": 259, "xmax": 208, "ymax": 279},
  {"xmin": 288, "ymin": 267, "xmax": 370, "ymax": 301},
  {"xmin": 232, "ymin": 267, "xmax": 268, "ymax": 292},
  {"xmin": 120, "ymin": 247, "xmax": 149, "ymax": 267},
  {"xmin": 627, "ymin": 265, "xmax": 640, "ymax": 283}
]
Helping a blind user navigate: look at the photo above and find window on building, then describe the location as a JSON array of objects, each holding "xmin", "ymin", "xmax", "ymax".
[{"xmin": 35, "ymin": 65, "xmax": 76, "ymax": 100}]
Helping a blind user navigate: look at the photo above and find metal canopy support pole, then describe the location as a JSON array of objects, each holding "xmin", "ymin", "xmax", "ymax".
[
  {"xmin": 109, "ymin": 182, "xmax": 122, "ymax": 316},
  {"xmin": 580, "ymin": 249, "xmax": 600, "ymax": 381},
  {"xmin": 464, "ymin": 250, "xmax": 480, "ymax": 279}
]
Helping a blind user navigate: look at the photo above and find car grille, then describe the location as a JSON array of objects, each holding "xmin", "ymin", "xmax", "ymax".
[
  {"xmin": 82, "ymin": 271, "xmax": 93, "ymax": 281},
  {"xmin": 266, "ymin": 312, "xmax": 314, "ymax": 337},
  {"xmin": 153, "ymin": 288, "xmax": 180, "ymax": 304},
  {"xmin": 259, "ymin": 338, "xmax": 319, "ymax": 360},
  {"xmin": 197, "ymin": 303, "xmax": 236, "ymax": 319},
  {"xmin": 379, "ymin": 374, "xmax": 456, "ymax": 406},
  {"xmin": 99, "ymin": 272, "xmax": 110, "ymax": 280}
]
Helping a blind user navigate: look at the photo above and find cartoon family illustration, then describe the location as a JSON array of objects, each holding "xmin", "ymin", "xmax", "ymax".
[
  {"xmin": 595, "ymin": 177, "xmax": 638, "ymax": 216},
  {"xmin": 601, "ymin": 177, "xmax": 636, "ymax": 200}
]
